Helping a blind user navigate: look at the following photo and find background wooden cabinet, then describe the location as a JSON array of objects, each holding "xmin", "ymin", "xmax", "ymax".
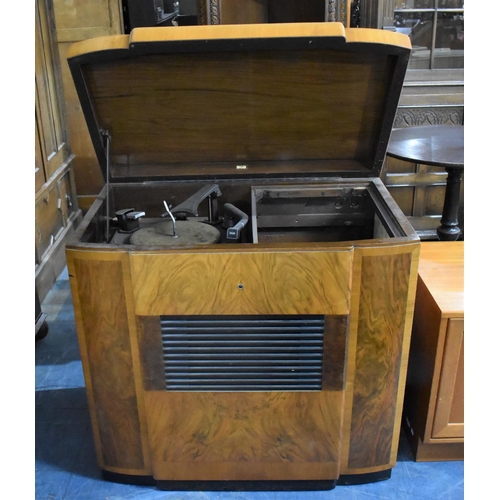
[
  {"xmin": 430, "ymin": 317, "xmax": 464, "ymax": 441},
  {"xmin": 382, "ymin": 66, "xmax": 464, "ymax": 240},
  {"xmin": 49, "ymin": 0, "xmax": 463, "ymax": 244},
  {"xmin": 403, "ymin": 242, "xmax": 464, "ymax": 461},
  {"xmin": 369, "ymin": 0, "xmax": 464, "ymax": 240},
  {"xmin": 197, "ymin": 0, "xmax": 350, "ymax": 25},
  {"xmin": 51, "ymin": 0, "xmax": 125, "ymax": 211},
  {"xmin": 35, "ymin": 0, "xmax": 81, "ymax": 301}
]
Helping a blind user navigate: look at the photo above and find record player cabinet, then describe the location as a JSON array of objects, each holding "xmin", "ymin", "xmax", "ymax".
[{"xmin": 65, "ymin": 23, "xmax": 420, "ymax": 488}]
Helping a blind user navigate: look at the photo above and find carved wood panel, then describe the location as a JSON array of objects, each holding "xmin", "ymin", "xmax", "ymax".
[
  {"xmin": 198, "ymin": 0, "xmax": 350, "ymax": 25},
  {"xmin": 394, "ymin": 107, "xmax": 464, "ymax": 128}
]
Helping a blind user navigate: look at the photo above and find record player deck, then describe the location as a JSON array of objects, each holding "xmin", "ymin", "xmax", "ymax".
[
  {"xmin": 107, "ymin": 181, "xmax": 395, "ymax": 246},
  {"xmin": 109, "ymin": 183, "xmax": 248, "ymax": 246},
  {"xmin": 65, "ymin": 23, "xmax": 420, "ymax": 490}
]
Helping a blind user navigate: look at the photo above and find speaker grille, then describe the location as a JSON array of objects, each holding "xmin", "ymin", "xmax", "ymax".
[{"xmin": 160, "ymin": 315, "xmax": 325, "ymax": 391}]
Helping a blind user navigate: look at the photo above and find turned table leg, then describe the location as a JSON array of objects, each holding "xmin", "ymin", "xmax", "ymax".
[{"xmin": 437, "ymin": 166, "xmax": 464, "ymax": 241}]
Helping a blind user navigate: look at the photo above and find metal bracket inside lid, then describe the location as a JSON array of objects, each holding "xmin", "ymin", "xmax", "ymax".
[{"xmin": 101, "ymin": 129, "xmax": 112, "ymax": 242}]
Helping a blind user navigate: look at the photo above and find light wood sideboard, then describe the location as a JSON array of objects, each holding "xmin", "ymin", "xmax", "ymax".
[{"xmin": 403, "ymin": 241, "xmax": 464, "ymax": 461}]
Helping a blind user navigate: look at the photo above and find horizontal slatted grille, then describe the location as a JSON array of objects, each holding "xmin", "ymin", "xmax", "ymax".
[{"xmin": 160, "ymin": 315, "xmax": 325, "ymax": 391}]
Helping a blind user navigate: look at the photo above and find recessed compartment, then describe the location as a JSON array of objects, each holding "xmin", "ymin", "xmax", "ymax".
[
  {"xmin": 78, "ymin": 177, "xmax": 408, "ymax": 248},
  {"xmin": 251, "ymin": 182, "xmax": 404, "ymax": 244}
]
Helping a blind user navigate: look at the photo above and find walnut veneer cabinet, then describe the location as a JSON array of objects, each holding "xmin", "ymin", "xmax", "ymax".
[
  {"xmin": 403, "ymin": 241, "xmax": 464, "ymax": 461},
  {"xmin": 65, "ymin": 23, "xmax": 420, "ymax": 489}
]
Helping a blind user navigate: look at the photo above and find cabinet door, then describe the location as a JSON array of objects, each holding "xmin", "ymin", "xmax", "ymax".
[
  {"xmin": 36, "ymin": 0, "xmax": 70, "ymax": 182},
  {"xmin": 36, "ymin": 0, "xmax": 81, "ymax": 301},
  {"xmin": 35, "ymin": 119, "xmax": 46, "ymax": 193},
  {"xmin": 52, "ymin": 1, "xmax": 124, "ymax": 205},
  {"xmin": 431, "ymin": 318, "xmax": 464, "ymax": 439},
  {"xmin": 35, "ymin": 183, "xmax": 65, "ymax": 262},
  {"xmin": 53, "ymin": 0, "xmax": 123, "ymax": 42}
]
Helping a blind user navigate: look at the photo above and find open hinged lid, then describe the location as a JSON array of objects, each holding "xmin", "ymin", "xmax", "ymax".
[{"xmin": 67, "ymin": 23, "xmax": 411, "ymax": 183}]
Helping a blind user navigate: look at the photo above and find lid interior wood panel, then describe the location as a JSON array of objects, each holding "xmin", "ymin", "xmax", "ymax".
[{"xmin": 68, "ymin": 23, "xmax": 411, "ymax": 182}]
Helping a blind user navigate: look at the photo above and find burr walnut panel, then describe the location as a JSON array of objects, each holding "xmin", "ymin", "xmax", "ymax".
[
  {"xmin": 344, "ymin": 247, "xmax": 416, "ymax": 473},
  {"xmin": 129, "ymin": 247, "xmax": 353, "ymax": 316},
  {"xmin": 144, "ymin": 390, "xmax": 344, "ymax": 481},
  {"xmin": 68, "ymin": 252, "xmax": 147, "ymax": 473},
  {"xmin": 137, "ymin": 316, "xmax": 165, "ymax": 392},
  {"xmin": 67, "ymin": 241, "xmax": 419, "ymax": 480}
]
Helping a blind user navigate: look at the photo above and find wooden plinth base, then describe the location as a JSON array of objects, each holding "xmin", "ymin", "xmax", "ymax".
[{"xmin": 404, "ymin": 426, "xmax": 464, "ymax": 462}]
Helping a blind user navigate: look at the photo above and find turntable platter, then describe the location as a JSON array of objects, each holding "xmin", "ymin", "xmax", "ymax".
[{"xmin": 130, "ymin": 220, "xmax": 220, "ymax": 246}]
